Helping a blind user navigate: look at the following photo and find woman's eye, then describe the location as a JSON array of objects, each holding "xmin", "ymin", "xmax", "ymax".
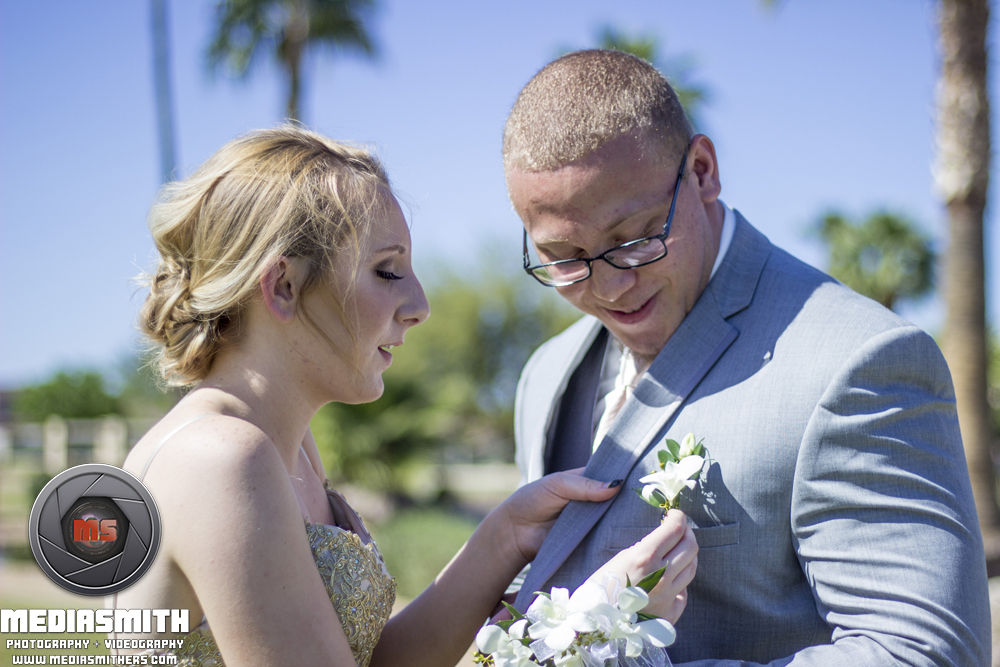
[{"xmin": 376, "ymin": 269, "xmax": 403, "ymax": 281}]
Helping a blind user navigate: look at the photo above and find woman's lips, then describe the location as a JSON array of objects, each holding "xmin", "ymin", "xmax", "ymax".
[
  {"xmin": 377, "ymin": 342, "xmax": 401, "ymax": 365},
  {"xmin": 605, "ymin": 295, "xmax": 655, "ymax": 325}
]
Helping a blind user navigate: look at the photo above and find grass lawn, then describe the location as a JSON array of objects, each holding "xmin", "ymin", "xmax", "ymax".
[{"xmin": 369, "ymin": 506, "xmax": 481, "ymax": 601}]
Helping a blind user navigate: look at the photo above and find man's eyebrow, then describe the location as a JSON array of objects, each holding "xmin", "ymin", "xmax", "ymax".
[
  {"xmin": 537, "ymin": 212, "xmax": 657, "ymax": 247},
  {"xmin": 597, "ymin": 213, "xmax": 635, "ymax": 236}
]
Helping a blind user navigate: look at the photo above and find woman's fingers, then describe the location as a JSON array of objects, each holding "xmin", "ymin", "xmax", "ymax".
[
  {"xmin": 642, "ymin": 509, "xmax": 688, "ymax": 560},
  {"xmin": 496, "ymin": 470, "xmax": 623, "ymax": 563},
  {"xmin": 643, "ymin": 520, "xmax": 698, "ymax": 622},
  {"xmin": 542, "ymin": 469, "xmax": 623, "ymax": 504}
]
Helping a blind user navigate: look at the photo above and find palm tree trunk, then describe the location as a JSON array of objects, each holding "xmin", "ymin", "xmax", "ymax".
[
  {"xmin": 936, "ymin": 0, "xmax": 999, "ymax": 538},
  {"xmin": 286, "ymin": 55, "xmax": 302, "ymax": 122},
  {"xmin": 284, "ymin": 0, "xmax": 308, "ymax": 122},
  {"xmin": 150, "ymin": 0, "xmax": 178, "ymax": 182}
]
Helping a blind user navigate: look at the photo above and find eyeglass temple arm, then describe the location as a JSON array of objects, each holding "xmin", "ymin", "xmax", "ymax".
[{"xmin": 662, "ymin": 151, "xmax": 689, "ymax": 238}]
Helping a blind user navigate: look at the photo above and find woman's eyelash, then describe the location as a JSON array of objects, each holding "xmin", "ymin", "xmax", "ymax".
[{"xmin": 376, "ymin": 269, "xmax": 403, "ymax": 281}]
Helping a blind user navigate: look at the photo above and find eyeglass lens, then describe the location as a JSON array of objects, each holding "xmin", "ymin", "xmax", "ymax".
[{"xmin": 532, "ymin": 237, "xmax": 666, "ymax": 285}]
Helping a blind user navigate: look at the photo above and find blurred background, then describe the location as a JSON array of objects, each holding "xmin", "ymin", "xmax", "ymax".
[{"xmin": 3, "ymin": 0, "xmax": 1000, "ymax": 661}]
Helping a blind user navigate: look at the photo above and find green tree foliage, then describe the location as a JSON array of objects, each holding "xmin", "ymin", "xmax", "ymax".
[
  {"xmin": 311, "ymin": 268, "xmax": 579, "ymax": 491},
  {"xmin": 574, "ymin": 26, "xmax": 710, "ymax": 131},
  {"xmin": 207, "ymin": 0, "xmax": 377, "ymax": 122},
  {"xmin": 113, "ymin": 354, "xmax": 182, "ymax": 419},
  {"xmin": 815, "ymin": 211, "xmax": 935, "ymax": 311},
  {"xmin": 14, "ymin": 371, "xmax": 121, "ymax": 421}
]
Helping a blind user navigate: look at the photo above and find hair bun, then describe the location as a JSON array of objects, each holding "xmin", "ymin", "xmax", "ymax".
[{"xmin": 137, "ymin": 125, "xmax": 390, "ymax": 387}]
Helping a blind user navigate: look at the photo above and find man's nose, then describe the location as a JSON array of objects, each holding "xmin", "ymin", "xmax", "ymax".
[{"xmin": 588, "ymin": 259, "xmax": 636, "ymax": 303}]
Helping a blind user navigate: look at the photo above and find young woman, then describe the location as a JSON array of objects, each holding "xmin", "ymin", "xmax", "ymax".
[{"xmin": 112, "ymin": 126, "xmax": 698, "ymax": 666}]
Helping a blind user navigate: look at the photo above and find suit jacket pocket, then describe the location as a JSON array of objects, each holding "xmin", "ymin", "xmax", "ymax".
[
  {"xmin": 606, "ymin": 522, "xmax": 740, "ymax": 550},
  {"xmin": 607, "ymin": 525, "xmax": 658, "ymax": 550},
  {"xmin": 691, "ymin": 522, "xmax": 739, "ymax": 548}
]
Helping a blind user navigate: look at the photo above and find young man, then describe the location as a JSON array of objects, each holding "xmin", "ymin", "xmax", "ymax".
[{"xmin": 506, "ymin": 49, "xmax": 990, "ymax": 666}]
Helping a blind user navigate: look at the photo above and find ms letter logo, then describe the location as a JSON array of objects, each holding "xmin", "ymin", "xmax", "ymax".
[{"xmin": 29, "ymin": 464, "xmax": 161, "ymax": 595}]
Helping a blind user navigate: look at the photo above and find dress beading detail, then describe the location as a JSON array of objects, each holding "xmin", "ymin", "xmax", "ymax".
[{"xmin": 144, "ymin": 517, "xmax": 395, "ymax": 666}]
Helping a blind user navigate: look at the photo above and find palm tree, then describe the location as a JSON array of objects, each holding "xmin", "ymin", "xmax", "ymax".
[
  {"xmin": 815, "ymin": 211, "xmax": 935, "ymax": 311},
  {"xmin": 934, "ymin": 0, "xmax": 999, "ymax": 539},
  {"xmin": 207, "ymin": 0, "xmax": 377, "ymax": 123}
]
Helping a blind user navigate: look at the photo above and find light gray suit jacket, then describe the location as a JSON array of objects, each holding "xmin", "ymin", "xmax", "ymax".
[{"xmin": 512, "ymin": 212, "xmax": 990, "ymax": 666}]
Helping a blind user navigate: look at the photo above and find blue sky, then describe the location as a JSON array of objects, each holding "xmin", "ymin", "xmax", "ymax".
[{"xmin": 0, "ymin": 0, "xmax": 993, "ymax": 387}]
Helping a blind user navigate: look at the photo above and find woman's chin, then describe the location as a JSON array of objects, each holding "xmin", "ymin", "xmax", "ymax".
[{"xmin": 339, "ymin": 376, "xmax": 385, "ymax": 405}]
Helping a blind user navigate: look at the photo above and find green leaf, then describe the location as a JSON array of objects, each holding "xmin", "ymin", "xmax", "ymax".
[
  {"xmin": 497, "ymin": 619, "xmax": 515, "ymax": 632},
  {"xmin": 664, "ymin": 439, "xmax": 681, "ymax": 461},
  {"xmin": 693, "ymin": 439, "xmax": 705, "ymax": 457},
  {"xmin": 502, "ymin": 601, "xmax": 526, "ymax": 620},
  {"xmin": 634, "ymin": 487, "xmax": 665, "ymax": 508},
  {"xmin": 636, "ymin": 612, "xmax": 658, "ymax": 622},
  {"xmin": 534, "ymin": 590, "xmax": 551, "ymax": 600},
  {"xmin": 626, "ymin": 574, "xmax": 633, "ymax": 588},
  {"xmin": 657, "ymin": 449, "xmax": 672, "ymax": 466},
  {"xmin": 636, "ymin": 565, "xmax": 667, "ymax": 593}
]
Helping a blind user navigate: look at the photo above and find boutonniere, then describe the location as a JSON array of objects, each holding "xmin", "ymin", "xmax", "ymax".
[{"xmin": 636, "ymin": 433, "xmax": 708, "ymax": 511}]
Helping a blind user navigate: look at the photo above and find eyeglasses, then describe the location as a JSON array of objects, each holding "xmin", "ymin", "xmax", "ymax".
[{"xmin": 523, "ymin": 150, "xmax": 689, "ymax": 287}]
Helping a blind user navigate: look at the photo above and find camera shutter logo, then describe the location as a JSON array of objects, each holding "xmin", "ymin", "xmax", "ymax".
[{"xmin": 28, "ymin": 464, "xmax": 161, "ymax": 595}]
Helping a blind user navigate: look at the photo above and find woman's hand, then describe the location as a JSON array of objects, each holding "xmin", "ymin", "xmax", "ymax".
[
  {"xmin": 588, "ymin": 509, "xmax": 698, "ymax": 625},
  {"xmin": 494, "ymin": 469, "xmax": 622, "ymax": 565}
]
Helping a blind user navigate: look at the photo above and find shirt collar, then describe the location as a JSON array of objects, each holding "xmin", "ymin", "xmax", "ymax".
[{"xmin": 709, "ymin": 200, "xmax": 736, "ymax": 280}]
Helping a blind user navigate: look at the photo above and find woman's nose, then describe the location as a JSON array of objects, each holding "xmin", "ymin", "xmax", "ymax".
[{"xmin": 399, "ymin": 274, "xmax": 430, "ymax": 327}]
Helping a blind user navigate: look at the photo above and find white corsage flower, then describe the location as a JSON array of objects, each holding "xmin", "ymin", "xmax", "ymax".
[
  {"xmin": 473, "ymin": 569, "xmax": 676, "ymax": 667},
  {"xmin": 525, "ymin": 584, "xmax": 604, "ymax": 652},
  {"xmin": 476, "ymin": 619, "xmax": 539, "ymax": 667}
]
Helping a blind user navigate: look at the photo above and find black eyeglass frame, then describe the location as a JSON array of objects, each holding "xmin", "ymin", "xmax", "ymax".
[{"xmin": 522, "ymin": 150, "xmax": 689, "ymax": 287}]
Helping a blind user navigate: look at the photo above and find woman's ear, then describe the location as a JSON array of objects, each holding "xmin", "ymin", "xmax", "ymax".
[{"xmin": 260, "ymin": 257, "xmax": 300, "ymax": 323}]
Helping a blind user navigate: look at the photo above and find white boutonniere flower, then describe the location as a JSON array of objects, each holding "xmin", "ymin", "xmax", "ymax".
[{"xmin": 636, "ymin": 433, "xmax": 708, "ymax": 511}]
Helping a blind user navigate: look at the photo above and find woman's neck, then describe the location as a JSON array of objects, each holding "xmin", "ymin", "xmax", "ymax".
[{"xmin": 191, "ymin": 346, "xmax": 321, "ymax": 472}]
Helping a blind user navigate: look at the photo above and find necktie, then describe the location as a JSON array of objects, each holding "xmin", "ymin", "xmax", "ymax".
[{"xmin": 593, "ymin": 349, "xmax": 647, "ymax": 451}]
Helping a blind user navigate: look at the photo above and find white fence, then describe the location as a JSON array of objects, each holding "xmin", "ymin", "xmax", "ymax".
[{"xmin": 0, "ymin": 416, "xmax": 157, "ymax": 473}]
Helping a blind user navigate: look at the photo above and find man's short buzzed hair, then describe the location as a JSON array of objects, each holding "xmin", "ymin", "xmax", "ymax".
[{"xmin": 503, "ymin": 49, "xmax": 693, "ymax": 173}]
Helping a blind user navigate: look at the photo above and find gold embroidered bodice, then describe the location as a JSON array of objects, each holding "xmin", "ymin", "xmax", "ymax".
[{"xmin": 146, "ymin": 492, "xmax": 396, "ymax": 667}]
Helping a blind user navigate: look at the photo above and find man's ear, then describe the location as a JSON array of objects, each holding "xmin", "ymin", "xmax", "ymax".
[
  {"xmin": 260, "ymin": 256, "xmax": 299, "ymax": 323},
  {"xmin": 688, "ymin": 134, "xmax": 722, "ymax": 204}
]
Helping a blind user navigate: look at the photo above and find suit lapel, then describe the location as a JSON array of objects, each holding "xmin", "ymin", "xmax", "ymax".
[
  {"xmin": 516, "ymin": 296, "xmax": 737, "ymax": 608},
  {"xmin": 516, "ymin": 211, "xmax": 771, "ymax": 609},
  {"xmin": 521, "ymin": 317, "xmax": 604, "ymax": 482}
]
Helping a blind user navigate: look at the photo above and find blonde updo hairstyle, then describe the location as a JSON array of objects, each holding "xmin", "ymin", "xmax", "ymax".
[{"xmin": 140, "ymin": 126, "xmax": 391, "ymax": 387}]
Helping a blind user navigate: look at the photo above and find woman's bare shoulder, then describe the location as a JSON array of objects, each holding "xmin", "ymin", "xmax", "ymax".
[
  {"xmin": 125, "ymin": 411, "xmax": 297, "ymax": 541},
  {"xmin": 127, "ymin": 412, "xmax": 279, "ymax": 481}
]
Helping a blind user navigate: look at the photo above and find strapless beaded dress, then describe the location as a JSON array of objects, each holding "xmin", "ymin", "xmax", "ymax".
[
  {"xmin": 122, "ymin": 416, "xmax": 395, "ymax": 666},
  {"xmin": 142, "ymin": 482, "xmax": 395, "ymax": 667}
]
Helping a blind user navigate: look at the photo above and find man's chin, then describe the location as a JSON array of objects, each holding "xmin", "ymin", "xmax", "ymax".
[{"xmin": 605, "ymin": 329, "xmax": 666, "ymax": 364}]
